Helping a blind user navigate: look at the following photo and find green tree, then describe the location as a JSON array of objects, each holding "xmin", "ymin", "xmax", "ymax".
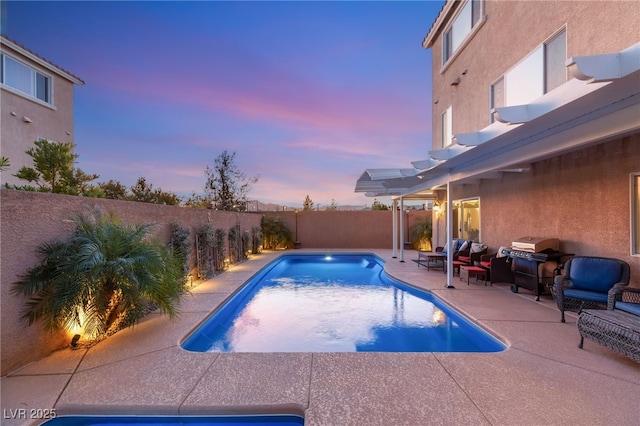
[
  {"xmin": 183, "ymin": 191, "xmax": 209, "ymax": 208},
  {"xmin": 261, "ymin": 215, "xmax": 292, "ymax": 249},
  {"xmin": 129, "ymin": 176, "xmax": 180, "ymax": 205},
  {"xmin": 99, "ymin": 180, "xmax": 129, "ymax": 200},
  {"xmin": 13, "ymin": 139, "xmax": 98, "ymax": 194},
  {"xmin": 205, "ymin": 150, "xmax": 259, "ymax": 211},
  {"xmin": 130, "ymin": 176, "xmax": 156, "ymax": 203},
  {"xmin": 371, "ymin": 199, "xmax": 389, "ymax": 210},
  {"xmin": 11, "ymin": 209, "xmax": 185, "ymax": 343},
  {"xmin": 303, "ymin": 195, "xmax": 314, "ymax": 211}
]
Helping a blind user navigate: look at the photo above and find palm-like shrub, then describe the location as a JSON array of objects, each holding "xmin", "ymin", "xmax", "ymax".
[{"xmin": 11, "ymin": 210, "xmax": 186, "ymax": 343}]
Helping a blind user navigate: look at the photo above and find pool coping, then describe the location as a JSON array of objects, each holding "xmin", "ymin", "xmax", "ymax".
[{"xmin": 2, "ymin": 249, "xmax": 639, "ymax": 426}]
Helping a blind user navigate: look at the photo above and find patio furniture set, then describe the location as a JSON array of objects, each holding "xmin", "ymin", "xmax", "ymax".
[
  {"xmin": 418, "ymin": 248, "xmax": 639, "ymax": 363},
  {"xmin": 417, "ymin": 239, "xmax": 489, "ymax": 285}
]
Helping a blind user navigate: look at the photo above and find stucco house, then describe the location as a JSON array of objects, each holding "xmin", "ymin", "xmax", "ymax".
[
  {"xmin": 355, "ymin": 0, "xmax": 640, "ymax": 287},
  {"xmin": 0, "ymin": 35, "xmax": 84, "ymax": 186}
]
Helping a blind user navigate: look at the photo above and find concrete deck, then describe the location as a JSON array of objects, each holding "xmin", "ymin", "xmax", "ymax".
[{"xmin": 2, "ymin": 249, "xmax": 639, "ymax": 425}]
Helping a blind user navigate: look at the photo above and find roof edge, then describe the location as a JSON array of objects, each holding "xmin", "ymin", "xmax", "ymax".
[
  {"xmin": 422, "ymin": 0, "xmax": 455, "ymax": 49},
  {"xmin": 1, "ymin": 35, "xmax": 84, "ymax": 85}
]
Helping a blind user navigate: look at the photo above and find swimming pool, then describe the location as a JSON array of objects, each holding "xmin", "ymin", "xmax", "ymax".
[
  {"xmin": 181, "ymin": 254, "xmax": 505, "ymax": 353},
  {"xmin": 41, "ymin": 414, "xmax": 304, "ymax": 426}
]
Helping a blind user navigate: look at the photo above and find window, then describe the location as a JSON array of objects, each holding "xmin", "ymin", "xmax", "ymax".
[
  {"xmin": 453, "ymin": 198, "xmax": 480, "ymax": 241},
  {"xmin": 1, "ymin": 54, "xmax": 51, "ymax": 103},
  {"xmin": 632, "ymin": 174, "xmax": 640, "ymax": 255},
  {"xmin": 544, "ymin": 30, "xmax": 567, "ymax": 93},
  {"xmin": 503, "ymin": 29, "xmax": 566, "ymax": 106},
  {"xmin": 441, "ymin": 106, "xmax": 452, "ymax": 148},
  {"xmin": 490, "ymin": 77, "xmax": 504, "ymax": 123},
  {"xmin": 443, "ymin": 0, "xmax": 483, "ymax": 64}
]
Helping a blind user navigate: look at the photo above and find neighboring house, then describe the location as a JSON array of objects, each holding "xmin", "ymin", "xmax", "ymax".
[
  {"xmin": 355, "ymin": 0, "xmax": 640, "ymax": 285},
  {"xmin": 0, "ymin": 35, "xmax": 84, "ymax": 186}
]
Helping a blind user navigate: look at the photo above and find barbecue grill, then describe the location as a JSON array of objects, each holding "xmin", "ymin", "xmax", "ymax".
[{"xmin": 501, "ymin": 238, "xmax": 572, "ymax": 300}]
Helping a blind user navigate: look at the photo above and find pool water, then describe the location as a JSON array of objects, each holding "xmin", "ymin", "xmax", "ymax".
[
  {"xmin": 41, "ymin": 415, "xmax": 304, "ymax": 426},
  {"xmin": 181, "ymin": 254, "xmax": 505, "ymax": 353}
]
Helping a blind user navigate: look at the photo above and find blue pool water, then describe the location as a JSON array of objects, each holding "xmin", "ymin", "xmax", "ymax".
[
  {"xmin": 41, "ymin": 415, "xmax": 304, "ymax": 426},
  {"xmin": 181, "ymin": 254, "xmax": 506, "ymax": 353}
]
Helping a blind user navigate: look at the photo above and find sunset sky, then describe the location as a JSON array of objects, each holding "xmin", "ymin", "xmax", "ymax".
[{"xmin": 4, "ymin": 0, "xmax": 444, "ymax": 208}]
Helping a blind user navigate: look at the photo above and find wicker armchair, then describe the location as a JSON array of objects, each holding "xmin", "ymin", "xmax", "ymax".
[{"xmin": 553, "ymin": 256, "xmax": 630, "ymax": 322}]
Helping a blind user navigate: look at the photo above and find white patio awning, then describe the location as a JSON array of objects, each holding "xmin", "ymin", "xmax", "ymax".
[{"xmin": 354, "ymin": 42, "xmax": 640, "ymax": 199}]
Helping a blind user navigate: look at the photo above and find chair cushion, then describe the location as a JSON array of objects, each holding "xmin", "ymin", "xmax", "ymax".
[
  {"xmin": 563, "ymin": 289, "xmax": 608, "ymax": 303},
  {"xmin": 569, "ymin": 258, "xmax": 622, "ymax": 293},
  {"xmin": 615, "ymin": 302, "xmax": 640, "ymax": 316}
]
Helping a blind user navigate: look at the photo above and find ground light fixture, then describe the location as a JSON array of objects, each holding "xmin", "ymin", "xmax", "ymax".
[{"xmin": 71, "ymin": 334, "xmax": 81, "ymax": 347}]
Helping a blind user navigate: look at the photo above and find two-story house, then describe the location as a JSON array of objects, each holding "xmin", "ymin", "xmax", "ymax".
[
  {"xmin": 355, "ymin": 0, "xmax": 639, "ymax": 286},
  {"xmin": 0, "ymin": 35, "xmax": 84, "ymax": 186}
]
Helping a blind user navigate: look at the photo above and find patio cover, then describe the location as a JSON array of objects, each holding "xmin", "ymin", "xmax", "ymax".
[{"xmin": 354, "ymin": 42, "xmax": 640, "ymax": 287}]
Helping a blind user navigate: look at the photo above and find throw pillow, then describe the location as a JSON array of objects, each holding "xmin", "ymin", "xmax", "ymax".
[{"xmin": 471, "ymin": 243, "xmax": 485, "ymax": 253}]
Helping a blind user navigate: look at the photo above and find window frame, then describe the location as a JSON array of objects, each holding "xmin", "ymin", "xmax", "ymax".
[
  {"xmin": 496, "ymin": 27, "xmax": 566, "ymax": 111},
  {"xmin": 489, "ymin": 76, "xmax": 504, "ymax": 124},
  {"xmin": 1, "ymin": 53, "xmax": 53, "ymax": 105},
  {"xmin": 442, "ymin": 0, "xmax": 484, "ymax": 66},
  {"xmin": 453, "ymin": 197, "xmax": 481, "ymax": 242},
  {"xmin": 441, "ymin": 106, "xmax": 453, "ymax": 149},
  {"xmin": 631, "ymin": 173, "xmax": 640, "ymax": 256}
]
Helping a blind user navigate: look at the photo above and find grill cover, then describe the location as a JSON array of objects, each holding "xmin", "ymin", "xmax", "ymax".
[{"xmin": 511, "ymin": 237, "xmax": 559, "ymax": 253}]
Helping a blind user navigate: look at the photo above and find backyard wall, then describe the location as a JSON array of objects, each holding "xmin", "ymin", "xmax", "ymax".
[
  {"xmin": 272, "ymin": 209, "xmax": 430, "ymax": 250},
  {"xmin": 1, "ymin": 190, "xmax": 424, "ymax": 374},
  {"xmin": 0, "ymin": 190, "xmax": 262, "ymax": 375}
]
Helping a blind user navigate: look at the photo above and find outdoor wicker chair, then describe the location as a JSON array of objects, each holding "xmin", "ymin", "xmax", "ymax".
[{"xmin": 553, "ymin": 256, "xmax": 630, "ymax": 322}]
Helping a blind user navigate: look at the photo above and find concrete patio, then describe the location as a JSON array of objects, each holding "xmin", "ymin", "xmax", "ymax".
[{"xmin": 2, "ymin": 249, "xmax": 639, "ymax": 426}]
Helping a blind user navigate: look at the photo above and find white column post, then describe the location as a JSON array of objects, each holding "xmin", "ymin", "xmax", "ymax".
[
  {"xmin": 399, "ymin": 196, "xmax": 405, "ymax": 262},
  {"xmin": 392, "ymin": 199, "xmax": 398, "ymax": 258},
  {"xmin": 445, "ymin": 181, "xmax": 455, "ymax": 288}
]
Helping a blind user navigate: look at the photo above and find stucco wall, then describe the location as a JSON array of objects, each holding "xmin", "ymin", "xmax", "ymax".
[
  {"xmin": 0, "ymin": 41, "xmax": 78, "ymax": 187},
  {"xmin": 431, "ymin": 0, "xmax": 640, "ymax": 145},
  {"xmin": 0, "ymin": 190, "xmax": 262, "ymax": 375},
  {"xmin": 441, "ymin": 137, "xmax": 640, "ymax": 287},
  {"xmin": 273, "ymin": 209, "xmax": 430, "ymax": 249}
]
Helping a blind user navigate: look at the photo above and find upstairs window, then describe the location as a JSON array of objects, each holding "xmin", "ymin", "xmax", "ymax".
[
  {"xmin": 441, "ymin": 106, "xmax": 453, "ymax": 148},
  {"xmin": 1, "ymin": 54, "xmax": 51, "ymax": 104},
  {"xmin": 503, "ymin": 28, "xmax": 567, "ymax": 107},
  {"xmin": 443, "ymin": 0, "xmax": 483, "ymax": 65},
  {"xmin": 489, "ymin": 77, "xmax": 504, "ymax": 123}
]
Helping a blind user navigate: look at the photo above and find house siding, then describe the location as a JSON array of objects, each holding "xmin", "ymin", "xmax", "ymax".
[
  {"xmin": 0, "ymin": 39, "xmax": 79, "ymax": 187},
  {"xmin": 431, "ymin": 0, "xmax": 640, "ymax": 144},
  {"xmin": 450, "ymin": 136, "xmax": 640, "ymax": 286},
  {"xmin": 428, "ymin": 1, "xmax": 640, "ymax": 286}
]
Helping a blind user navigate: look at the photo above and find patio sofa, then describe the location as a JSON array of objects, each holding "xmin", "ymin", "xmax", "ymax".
[{"xmin": 577, "ymin": 287, "xmax": 640, "ymax": 362}]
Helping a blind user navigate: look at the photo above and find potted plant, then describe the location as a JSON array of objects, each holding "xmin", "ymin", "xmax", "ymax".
[{"xmin": 411, "ymin": 217, "xmax": 433, "ymax": 251}]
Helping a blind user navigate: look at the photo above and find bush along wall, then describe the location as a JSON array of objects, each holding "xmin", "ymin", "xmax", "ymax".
[{"xmin": 196, "ymin": 224, "xmax": 215, "ymax": 279}]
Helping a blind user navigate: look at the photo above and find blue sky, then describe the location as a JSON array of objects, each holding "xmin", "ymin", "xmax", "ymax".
[{"xmin": 4, "ymin": 0, "xmax": 444, "ymax": 207}]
